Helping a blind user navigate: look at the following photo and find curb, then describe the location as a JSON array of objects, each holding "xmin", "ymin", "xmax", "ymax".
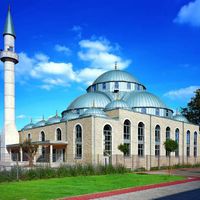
[{"xmin": 62, "ymin": 177, "xmax": 200, "ymax": 200}]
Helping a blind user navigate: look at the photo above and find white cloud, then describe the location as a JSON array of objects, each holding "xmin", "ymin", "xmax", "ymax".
[
  {"xmin": 77, "ymin": 68, "xmax": 106, "ymax": 85},
  {"xmin": 16, "ymin": 52, "xmax": 76, "ymax": 89},
  {"xmin": 164, "ymin": 86, "xmax": 200, "ymax": 99},
  {"xmin": 72, "ymin": 25, "xmax": 82, "ymax": 32},
  {"xmin": 71, "ymin": 25, "xmax": 82, "ymax": 39},
  {"xmin": 16, "ymin": 114, "xmax": 26, "ymax": 119},
  {"xmin": 55, "ymin": 44, "xmax": 71, "ymax": 55},
  {"xmin": 34, "ymin": 53, "xmax": 49, "ymax": 62},
  {"xmin": 174, "ymin": 0, "xmax": 200, "ymax": 27},
  {"xmin": 78, "ymin": 37, "xmax": 131, "ymax": 70},
  {"xmin": 1, "ymin": 37, "xmax": 131, "ymax": 90}
]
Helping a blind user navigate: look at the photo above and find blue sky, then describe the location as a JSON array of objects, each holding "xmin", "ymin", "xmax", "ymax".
[{"xmin": 0, "ymin": 0, "xmax": 200, "ymax": 130}]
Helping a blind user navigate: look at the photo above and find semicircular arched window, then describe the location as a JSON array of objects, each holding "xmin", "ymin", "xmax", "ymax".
[
  {"xmin": 56, "ymin": 128, "xmax": 62, "ymax": 141},
  {"xmin": 75, "ymin": 125, "xmax": 82, "ymax": 159},
  {"xmin": 175, "ymin": 128, "xmax": 179, "ymax": 157},
  {"xmin": 155, "ymin": 125, "xmax": 160, "ymax": 157},
  {"xmin": 166, "ymin": 127, "xmax": 170, "ymax": 156},
  {"xmin": 186, "ymin": 130, "xmax": 190, "ymax": 157},
  {"xmin": 103, "ymin": 124, "xmax": 112, "ymax": 156},
  {"xmin": 138, "ymin": 122, "xmax": 145, "ymax": 157},
  {"xmin": 124, "ymin": 120, "xmax": 131, "ymax": 156},
  {"xmin": 194, "ymin": 131, "xmax": 197, "ymax": 157},
  {"xmin": 41, "ymin": 131, "xmax": 45, "ymax": 142}
]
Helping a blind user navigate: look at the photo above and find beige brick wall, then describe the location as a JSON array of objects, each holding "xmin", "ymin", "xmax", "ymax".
[{"xmin": 18, "ymin": 108, "xmax": 200, "ymax": 169}]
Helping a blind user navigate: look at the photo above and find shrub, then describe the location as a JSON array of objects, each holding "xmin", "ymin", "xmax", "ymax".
[{"xmin": 0, "ymin": 164, "xmax": 129, "ymax": 183}]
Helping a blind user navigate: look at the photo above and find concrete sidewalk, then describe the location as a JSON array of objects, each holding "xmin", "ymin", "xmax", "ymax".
[{"xmin": 95, "ymin": 180, "xmax": 200, "ymax": 200}]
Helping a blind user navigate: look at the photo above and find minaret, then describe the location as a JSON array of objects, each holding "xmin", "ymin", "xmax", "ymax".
[{"xmin": 0, "ymin": 6, "xmax": 19, "ymax": 161}]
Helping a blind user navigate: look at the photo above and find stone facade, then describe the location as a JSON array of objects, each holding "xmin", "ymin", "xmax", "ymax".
[{"xmin": 17, "ymin": 108, "xmax": 200, "ymax": 170}]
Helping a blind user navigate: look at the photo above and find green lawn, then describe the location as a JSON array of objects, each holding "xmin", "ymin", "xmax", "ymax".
[{"xmin": 0, "ymin": 173, "xmax": 184, "ymax": 200}]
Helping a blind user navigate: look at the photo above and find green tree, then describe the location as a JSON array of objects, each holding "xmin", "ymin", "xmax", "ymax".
[
  {"xmin": 118, "ymin": 143, "xmax": 129, "ymax": 156},
  {"xmin": 20, "ymin": 139, "xmax": 38, "ymax": 167},
  {"xmin": 164, "ymin": 139, "xmax": 178, "ymax": 174},
  {"xmin": 181, "ymin": 89, "xmax": 200, "ymax": 125}
]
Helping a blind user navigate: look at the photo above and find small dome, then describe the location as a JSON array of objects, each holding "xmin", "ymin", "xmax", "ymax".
[
  {"xmin": 80, "ymin": 108, "xmax": 108, "ymax": 118},
  {"xmin": 46, "ymin": 114, "xmax": 61, "ymax": 125},
  {"xmin": 92, "ymin": 70, "xmax": 142, "ymax": 85},
  {"xmin": 34, "ymin": 119, "xmax": 46, "ymax": 128},
  {"xmin": 173, "ymin": 114, "xmax": 189, "ymax": 123},
  {"xmin": 105, "ymin": 100, "xmax": 130, "ymax": 111},
  {"xmin": 22, "ymin": 121, "xmax": 35, "ymax": 131},
  {"xmin": 67, "ymin": 92, "xmax": 111, "ymax": 111},
  {"xmin": 126, "ymin": 91, "xmax": 168, "ymax": 109},
  {"xmin": 61, "ymin": 112, "xmax": 79, "ymax": 122}
]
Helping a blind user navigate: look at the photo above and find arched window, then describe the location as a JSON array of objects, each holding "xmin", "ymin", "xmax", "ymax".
[
  {"xmin": 194, "ymin": 131, "xmax": 197, "ymax": 157},
  {"xmin": 166, "ymin": 127, "xmax": 170, "ymax": 156},
  {"xmin": 27, "ymin": 133, "xmax": 31, "ymax": 140},
  {"xmin": 41, "ymin": 131, "xmax": 45, "ymax": 142},
  {"xmin": 186, "ymin": 130, "xmax": 190, "ymax": 157},
  {"xmin": 75, "ymin": 125, "xmax": 82, "ymax": 158},
  {"xmin": 138, "ymin": 122, "xmax": 144, "ymax": 157},
  {"xmin": 175, "ymin": 128, "xmax": 179, "ymax": 157},
  {"xmin": 103, "ymin": 125, "xmax": 112, "ymax": 156},
  {"xmin": 124, "ymin": 120, "xmax": 131, "ymax": 156},
  {"xmin": 56, "ymin": 128, "xmax": 62, "ymax": 141},
  {"xmin": 155, "ymin": 125, "xmax": 160, "ymax": 157}
]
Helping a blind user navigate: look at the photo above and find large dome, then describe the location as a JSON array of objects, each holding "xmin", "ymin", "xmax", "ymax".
[
  {"xmin": 67, "ymin": 92, "xmax": 111, "ymax": 111},
  {"xmin": 105, "ymin": 99, "xmax": 130, "ymax": 111},
  {"xmin": 80, "ymin": 108, "xmax": 108, "ymax": 118},
  {"xmin": 22, "ymin": 121, "xmax": 35, "ymax": 131},
  {"xmin": 46, "ymin": 114, "xmax": 61, "ymax": 125},
  {"xmin": 93, "ymin": 70, "xmax": 141, "ymax": 85},
  {"xmin": 126, "ymin": 91, "xmax": 168, "ymax": 109},
  {"xmin": 173, "ymin": 114, "xmax": 189, "ymax": 123},
  {"xmin": 61, "ymin": 112, "xmax": 79, "ymax": 122}
]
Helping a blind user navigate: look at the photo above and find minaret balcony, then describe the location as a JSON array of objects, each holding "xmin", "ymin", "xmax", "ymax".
[{"xmin": 0, "ymin": 50, "xmax": 19, "ymax": 64}]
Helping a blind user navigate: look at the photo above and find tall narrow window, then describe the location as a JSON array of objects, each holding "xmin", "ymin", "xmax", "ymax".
[
  {"xmin": 138, "ymin": 122, "xmax": 145, "ymax": 157},
  {"xmin": 41, "ymin": 131, "xmax": 45, "ymax": 142},
  {"xmin": 102, "ymin": 83, "xmax": 106, "ymax": 90},
  {"xmin": 155, "ymin": 125, "xmax": 160, "ymax": 156},
  {"xmin": 155, "ymin": 108, "xmax": 160, "ymax": 116},
  {"xmin": 114, "ymin": 81, "xmax": 119, "ymax": 89},
  {"xmin": 75, "ymin": 125, "xmax": 82, "ymax": 158},
  {"xmin": 186, "ymin": 130, "xmax": 190, "ymax": 157},
  {"xmin": 175, "ymin": 128, "xmax": 179, "ymax": 157},
  {"xmin": 166, "ymin": 127, "xmax": 170, "ymax": 156},
  {"xmin": 141, "ymin": 108, "xmax": 146, "ymax": 114},
  {"xmin": 127, "ymin": 82, "xmax": 131, "ymax": 90},
  {"xmin": 124, "ymin": 120, "xmax": 131, "ymax": 156},
  {"xmin": 27, "ymin": 133, "xmax": 31, "ymax": 140},
  {"xmin": 194, "ymin": 131, "xmax": 197, "ymax": 157},
  {"xmin": 103, "ymin": 125, "xmax": 112, "ymax": 156},
  {"xmin": 93, "ymin": 85, "xmax": 96, "ymax": 91},
  {"xmin": 56, "ymin": 128, "xmax": 62, "ymax": 141}
]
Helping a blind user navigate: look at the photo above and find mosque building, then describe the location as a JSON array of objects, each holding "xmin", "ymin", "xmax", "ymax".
[{"xmin": 0, "ymin": 7, "xmax": 199, "ymax": 169}]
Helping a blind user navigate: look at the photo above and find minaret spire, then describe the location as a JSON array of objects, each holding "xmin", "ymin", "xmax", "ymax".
[
  {"xmin": 0, "ymin": 6, "xmax": 19, "ymax": 162},
  {"xmin": 3, "ymin": 5, "xmax": 16, "ymax": 38}
]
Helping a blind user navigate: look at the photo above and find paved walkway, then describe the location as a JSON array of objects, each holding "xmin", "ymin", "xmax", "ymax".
[{"xmin": 95, "ymin": 180, "xmax": 200, "ymax": 200}]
